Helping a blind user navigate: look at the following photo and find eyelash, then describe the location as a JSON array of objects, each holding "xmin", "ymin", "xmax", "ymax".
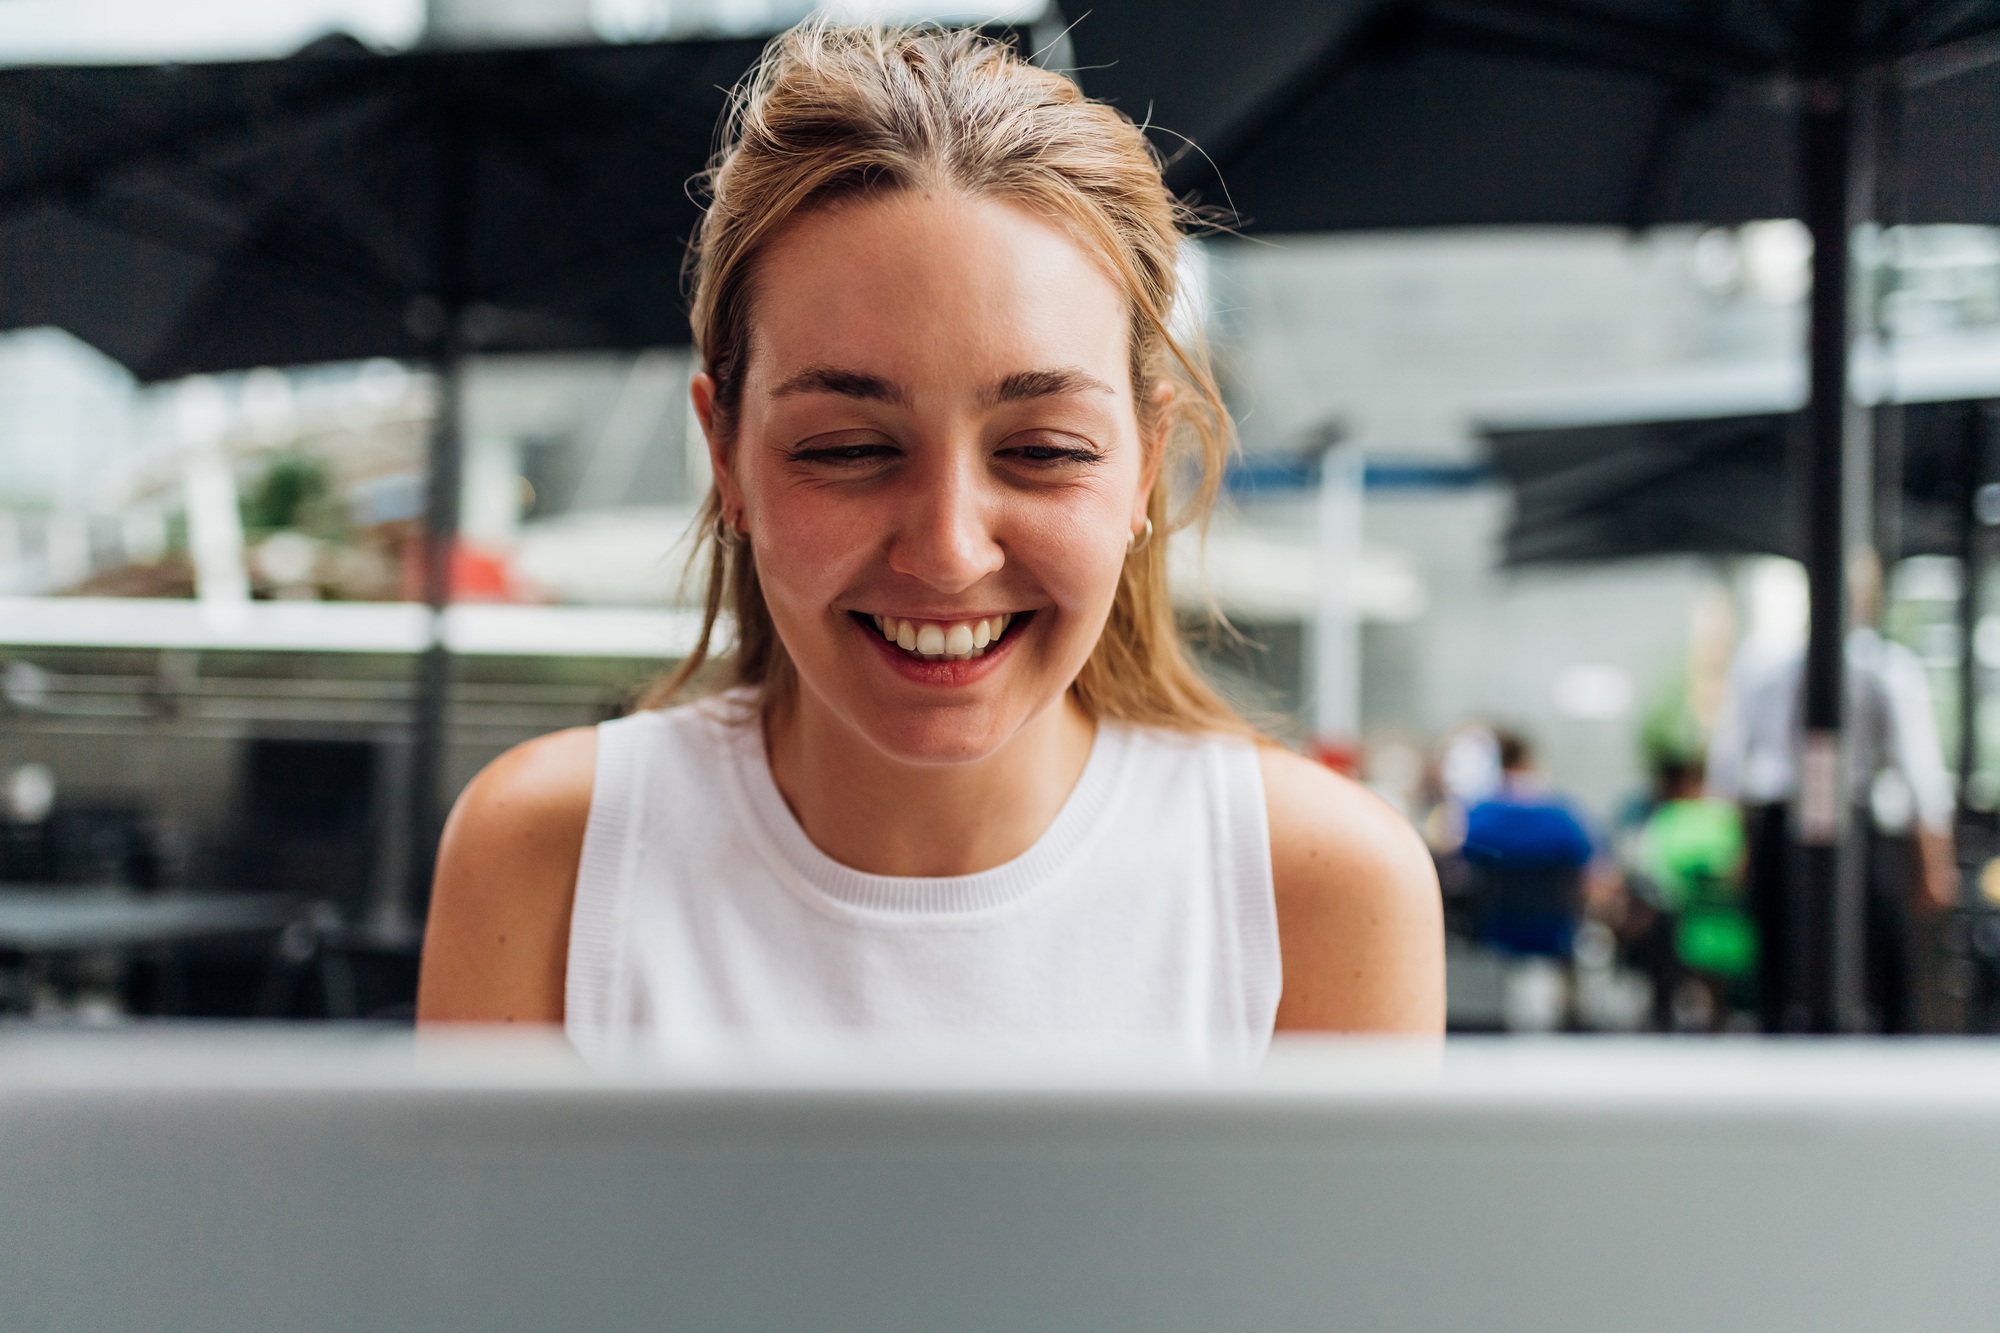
[
  {"xmin": 788, "ymin": 443, "xmax": 895, "ymax": 465},
  {"xmin": 785, "ymin": 439, "xmax": 1106, "ymax": 468},
  {"xmin": 1004, "ymin": 441, "xmax": 1104, "ymax": 466}
]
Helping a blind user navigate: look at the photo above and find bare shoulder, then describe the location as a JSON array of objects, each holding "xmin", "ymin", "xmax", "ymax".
[
  {"xmin": 1258, "ymin": 744, "xmax": 1444, "ymax": 1035},
  {"xmin": 416, "ymin": 726, "xmax": 599, "ymax": 1027}
]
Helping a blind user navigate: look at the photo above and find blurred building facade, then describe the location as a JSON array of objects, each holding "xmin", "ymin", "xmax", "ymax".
[{"xmin": 1199, "ymin": 223, "xmax": 2000, "ymax": 820}]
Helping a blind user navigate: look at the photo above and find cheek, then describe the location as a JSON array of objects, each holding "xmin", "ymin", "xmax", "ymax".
[
  {"xmin": 1013, "ymin": 491, "xmax": 1132, "ymax": 614},
  {"xmin": 741, "ymin": 479, "xmax": 875, "ymax": 603}
]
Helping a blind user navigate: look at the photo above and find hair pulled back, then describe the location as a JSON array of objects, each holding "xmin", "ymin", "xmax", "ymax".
[{"xmin": 647, "ymin": 21, "xmax": 1242, "ymax": 734}]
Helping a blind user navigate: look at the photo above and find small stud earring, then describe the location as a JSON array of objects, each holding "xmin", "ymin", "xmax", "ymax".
[{"xmin": 1126, "ymin": 517, "xmax": 1154, "ymax": 555}]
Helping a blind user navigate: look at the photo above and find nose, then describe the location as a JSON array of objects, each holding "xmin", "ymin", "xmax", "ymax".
[{"xmin": 885, "ymin": 453, "xmax": 1005, "ymax": 594}]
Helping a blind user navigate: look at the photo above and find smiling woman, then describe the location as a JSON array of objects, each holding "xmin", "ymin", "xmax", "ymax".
[{"xmin": 416, "ymin": 22, "xmax": 1443, "ymax": 1052}]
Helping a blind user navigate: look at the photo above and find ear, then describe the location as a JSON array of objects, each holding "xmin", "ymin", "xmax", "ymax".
[
  {"xmin": 692, "ymin": 371, "xmax": 744, "ymax": 520},
  {"xmin": 1133, "ymin": 379, "xmax": 1173, "ymax": 528}
]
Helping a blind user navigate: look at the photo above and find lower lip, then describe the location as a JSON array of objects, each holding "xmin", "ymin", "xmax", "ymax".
[{"xmin": 856, "ymin": 616, "xmax": 1027, "ymax": 686}]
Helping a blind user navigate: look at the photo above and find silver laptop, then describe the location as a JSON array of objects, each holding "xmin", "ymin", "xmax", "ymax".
[{"xmin": 1, "ymin": 1029, "xmax": 1995, "ymax": 1332}]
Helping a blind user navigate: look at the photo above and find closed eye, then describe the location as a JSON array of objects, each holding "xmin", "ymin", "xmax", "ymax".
[
  {"xmin": 998, "ymin": 437, "xmax": 1105, "ymax": 468},
  {"xmin": 787, "ymin": 441, "xmax": 900, "ymax": 466}
]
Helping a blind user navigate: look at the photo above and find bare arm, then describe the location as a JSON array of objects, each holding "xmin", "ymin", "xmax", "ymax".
[
  {"xmin": 1262, "ymin": 747, "xmax": 1445, "ymax": 1035},
  {"xmin": 1917, "ymin": 825, "xmax": 1958, "ymax": 912},
  {"xmin": 415, "ymin": 727, "xmax": 597, "ymax": 1026}
]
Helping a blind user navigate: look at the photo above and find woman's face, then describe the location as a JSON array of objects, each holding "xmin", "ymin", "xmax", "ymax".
[{"xmin": 700, "ymin": 191, "xmax": 1157, "ymax": 765}]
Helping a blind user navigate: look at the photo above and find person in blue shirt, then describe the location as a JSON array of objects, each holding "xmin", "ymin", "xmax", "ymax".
[{"xmin": 1461, "ymin": 731, "xmax": 1597, "ymax": 958}]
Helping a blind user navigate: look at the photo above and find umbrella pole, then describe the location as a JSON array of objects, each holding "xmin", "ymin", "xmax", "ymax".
[
  {"xmin": 399, "ymin": 89, "xmax": 473, "ymax": 946},
  {"xmin": 1794, "ymin": 9, "xmax": 1875, "ymax": 1032},
  {"xmin": 402, "ymin": 342, "xmax": 463, "ymax": 935}
]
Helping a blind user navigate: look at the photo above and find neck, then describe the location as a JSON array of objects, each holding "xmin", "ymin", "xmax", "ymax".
[{"xmin": 763, "ymin": 688, "xmax": 1096, "ymax": 878}]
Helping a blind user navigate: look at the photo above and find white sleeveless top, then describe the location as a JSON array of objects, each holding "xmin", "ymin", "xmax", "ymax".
[{"xmin": 564, "ymin": 692, "xmax": 1282, "ymax": 1061}]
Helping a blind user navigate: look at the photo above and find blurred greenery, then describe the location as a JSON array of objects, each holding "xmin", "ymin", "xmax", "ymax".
[{"xmin": 241, "ymin": 454, "xmax": 341, "ymax": 538}]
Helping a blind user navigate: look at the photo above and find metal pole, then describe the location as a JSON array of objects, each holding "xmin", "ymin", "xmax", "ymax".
[
  {"xmin": 1795, "ymin": 0, "xmax": 1870, "ymax": 1032},
  {"xmin": 1974, "ymin": 408, "xmax": 1998, "ymax": 1034},
  {"xmin": 1872, "ymin": 83, "xmax": 1907, "ymax": 575},
  {"xmin": 399, "ymin": 79, "xmax": 470, "ymax": 934},
  {"xmin": 1832, "ymin": 327, "xmax": 1874, "ymax": 1033},
  {"xmin": 403, "ymin": 345, "xmax": 462, "ymax": 929},
  {"xmin": 1959, "ymin": 405, "xmax": 1982, "ymax": 814},
  {"xmin": 1955, "ymin": 405, "xmax": 1994, "ymax": 1035}
]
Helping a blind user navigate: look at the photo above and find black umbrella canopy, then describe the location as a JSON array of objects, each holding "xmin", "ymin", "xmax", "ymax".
[
  {"xmin": 1072, "ymin": 0, "xmax": 2000, "ymax": 231},
  {"xmin": 1492, "ymin": 412, "xmax": 1799, "ymax": 563},
  {"xmin": 8, "ymin": 7, "xmax": 1999, "ymax": 376},
  {"xmin": 1488, "ymin": 399, "xmax": 1987, "ymax": 564},
  {"xmin": 0, "ymin": 35, "xmax": 768, "ymax": 381}
]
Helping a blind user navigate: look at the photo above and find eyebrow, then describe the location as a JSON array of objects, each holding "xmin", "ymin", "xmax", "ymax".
[
  {"xmin": 771, "ymin": 365, "xmax": 909, "ymax": 405},
  {"xmin": 768, "ymin": 364, "xmax": 1117, "ymax": 407},
  {"xmin": 987, "ymin": 367, "xmax": 1117, "ymax": 404}
]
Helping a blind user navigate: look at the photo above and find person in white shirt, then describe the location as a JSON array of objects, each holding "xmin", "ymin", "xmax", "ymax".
[
  {"xmin": 1707, "ymin": 552, "xmax": 1955, "ymax": 1032},
  {"xmin": 414, "ymin": 24, "xmax": 1443, "ymax": 1051}
]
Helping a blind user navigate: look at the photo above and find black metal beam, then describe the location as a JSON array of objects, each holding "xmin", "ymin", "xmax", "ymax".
[
  {"xmin": 1792, "ymin": 0, "xmax": 1871, "ymax": 1032},
  {"xmin": 1895, "ymin": 19, "xmax": 2000, "ymax": 84},
  {"xmin": 1958, "ymin": 404, "xmax": 1983, "ymax": 813},
  {"xmin": 1877, "ymin": 0, "xmax": 2000, "ymax": 60}
]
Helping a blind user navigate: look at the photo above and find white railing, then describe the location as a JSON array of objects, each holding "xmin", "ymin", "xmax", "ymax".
[{"xmin": 0, "ymin": 597, "xmax": 710, "ymax": 658}]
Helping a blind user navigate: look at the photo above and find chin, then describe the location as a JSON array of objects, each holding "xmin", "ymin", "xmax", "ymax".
[{"xmin": 843, "ymin": 694, "xmax": 1032, "ymax": 768}]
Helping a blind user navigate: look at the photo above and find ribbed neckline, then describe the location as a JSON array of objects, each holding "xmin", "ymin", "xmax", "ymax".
[{"xmin": 716, "ymin": 704, "xmax": 1128, "ymax": 919}]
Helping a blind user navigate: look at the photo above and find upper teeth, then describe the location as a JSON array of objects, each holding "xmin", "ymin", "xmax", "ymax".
[{"xmin": 872, "ymin": 613, "xmax": 1014, "ymax": 661}]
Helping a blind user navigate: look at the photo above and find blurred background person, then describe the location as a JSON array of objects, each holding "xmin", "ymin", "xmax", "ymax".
[
  {"xmin": 1459, "ymin": 729, "xmax": 1608, "ymax": 1029},
  {"xmin": 1635, "ymin": 753, "xmax": 1752, "ymax": 1031},
  {"xmin": 1708, "ymin": 550, "xmax": 1955, "ymax": 1033}
]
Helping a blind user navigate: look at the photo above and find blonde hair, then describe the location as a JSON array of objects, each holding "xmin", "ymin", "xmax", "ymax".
[{"xmin": 645, "ymin": 22, "xmax": 1244, "ymax": 735}]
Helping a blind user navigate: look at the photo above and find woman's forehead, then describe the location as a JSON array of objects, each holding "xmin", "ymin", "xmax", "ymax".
[{"xmin": 744, "ymin": 192, "xmax": 1133, "ymax": 400}]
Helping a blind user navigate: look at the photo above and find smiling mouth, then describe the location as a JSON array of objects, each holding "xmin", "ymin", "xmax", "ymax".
[{"xmin": 850, "ymin": 610, "xmax": 1027, "ymax": 662}]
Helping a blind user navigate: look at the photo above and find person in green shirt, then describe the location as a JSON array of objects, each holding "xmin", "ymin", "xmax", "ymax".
[{"xmin": 1638, "ymin": 759, "xmax": 1753, "ymax": 1027}]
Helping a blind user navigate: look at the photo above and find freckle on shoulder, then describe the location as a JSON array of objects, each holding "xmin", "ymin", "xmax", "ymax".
[
  {"xmin": 463, "ymin": 727, "xmax": 598, "ymax": 823},
  {"xmin": 1258, "ymin": 743, "xmax": 1434, "ymax": 894}
]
